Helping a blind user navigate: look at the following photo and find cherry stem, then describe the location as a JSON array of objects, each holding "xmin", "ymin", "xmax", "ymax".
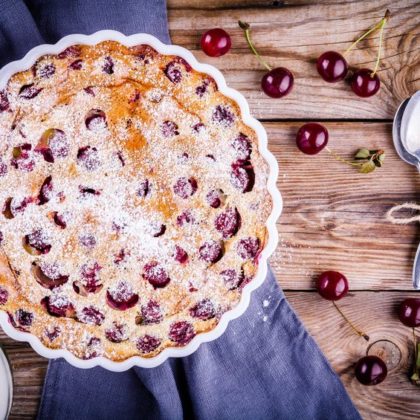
[
  {"xmin": 332, "ymin": 301, "xmax": 370, "ymax": 341},
  {"xmin": 325, "ymin": 147, "xmax": 361, "ymax": 167},
  {"xmin": 238, "ymin": 21, "xmax": 272, "ymax": 72},
  {"xmin": 371, "ymin": 10, "xmax": 390, "ymax": 77},
  {"xmin": 344, "ymin": 9, "xmax": 390, "ymax": 57}
]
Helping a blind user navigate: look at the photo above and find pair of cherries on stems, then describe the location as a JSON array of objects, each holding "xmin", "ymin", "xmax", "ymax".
[
  {"xmin": 317, "ymin": 10, "xmax": 390, "ymax": 97},
  {"xmin": 317, "ymin": 271, "xmax": 387, "ymax": 386},
  {"xmin": 200, "ymin": 25, "xmax": 294, "ymax": 98},
  {"xmin": 318, "ymin": 271, "xmax": 420, "ymax": 386}
]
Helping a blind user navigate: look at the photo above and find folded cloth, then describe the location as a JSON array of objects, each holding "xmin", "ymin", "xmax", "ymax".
[{"xmin": 0, "ymin": 1, "xmax": 361, "ymax": 419}]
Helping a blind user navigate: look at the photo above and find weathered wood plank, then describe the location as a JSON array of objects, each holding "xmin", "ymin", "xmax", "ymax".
[
  {"xmin": 266, "ymin": 122, "xmax": 420, "ymax": 290},
  {"xmin": 2, "ymin": 291, "xmax": 420, "ymax": 419},
  {"xmin": 167, "ymin": 0, "xmax": 420, "ymax": 119}
]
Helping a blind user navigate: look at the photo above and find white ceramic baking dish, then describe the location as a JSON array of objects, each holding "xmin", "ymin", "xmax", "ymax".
[{"xmin": 0, "ymin": 30, "xmax": 282, "ymax": 371}]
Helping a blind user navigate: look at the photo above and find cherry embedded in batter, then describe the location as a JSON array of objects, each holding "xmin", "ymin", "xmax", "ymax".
[
  {"xmin": 77, "ymin": 145, "xmax": 100, "ymax": 171},
  {"xmin": 74, "ymin": 262, "xmax": 103, "ymax": 295},
  {"xmin": 0, "ymin": 90, "xmax": 10, "ymax": 112},
  {"xmin": 85, "ymin": 109, "xmax": 107, "ymax": 131},
  {"xmin": 174, "ymin": 245, "xmax": 188, "ymax": 264},
  {"xmin": 206, "ymin": 189, "xmax": 225, "ymax": 208},
  {"xmin": 102, "ymin": 56, "xmax": 114, "ymax": 74},
  {"xmin": 105, "ymin": 322, "xmax": 128, "ymax": 343},
  {"xmin": 14, "ymin": 309, "xmax": 34, "ymax": 330},
  {"xmin": 190, "ymin": 299, "xmax": 216, "ymax": 320},
  {"xmin": 57, "ymin": 45, "xmax": 81, "ymax": 59},
  {"xmin": 143, "ymin": 261, "xmax": 170, "ymax": 288},
  {"xmin": 19, "ymin": 83, "xmax": 42, "ymax": 99},
  {"xmin": 45, "ymin": 326, "xmax": 61, "ymax": 342},
  {"xmin": 212, "ymin": 105, "xmax": 234, "ymax": 126},
  {"xmin": 220, "ymin": 268, "xmax": 244, "ymax": 290},
  {"xmin": 37, "ymin": 63, "xmax": 56, "ymax": 79},
  {"xmin": 232, "ymin": 133, "xmax": 252, "ymax": 161},
  {"xmin": 136, "ymin": 334, "xmax": 161, "ymax": 354},
  {"xmin": 106, "ymin": 282, "xmax": 139, "ymax": 311},
  {"xmin": 201, "ymin": 28, "xmax": 232, "ymax": 57},
  {"xmin": 140, "ymin": 300, "xmax": 163, "ymax": 324},
  {"xmin": 169, "ymin": 321, "xmax": 196, "ymax": 345},
  {"xmin": 177, "ymin": 210, "xmax": 195, "ymax": 227},
  {"xmin": 38, "ymin": 176, "xmax": 54, "ymax": 205},
  {"xmin": 237, "ymin": 237, "xmax": 260, "ymax": 260},
  {"xmin": 230, "ymin": 162, "xmax": 255, "ymax": 193},
  {"xmin": 11, "ymin": 143, "xmax": 35, "ymax": 172},
  {"xmin": 41, "ymin": 295, "xmax": 75, "ymax": 318},
  {"xmin": 173, "ymin": 177, "xmax": 197, "ymax": 199},
  {"xmin": 32, "ymin": 262, "xmax": 69, "ymax": 290},
  {"xmin": 215, "ymin": 207, "xmax": 241, "ymax": 238},
  {"xmin": 199, "ymin": 240, "xmax": 224, "ymax": 264},
  {"xmin": 161, "ymin": 120, "xmax": 179, "ymax": 137},
  {"xmin": 24, "ymin": 229, "xmax": 51, "ymax": 255},
  {"xmin": 52, "ymin": 212, "xmax": 67, "ymax": 229},
  {"xmin": 0, "ymin": 286, "xmax": 9, "ymax": 305},
  {"xmin": 164, "ymin": 61, "xmax": 182, "ymax": 83},
  {"xmin": 78, "ymin": 306, "xmax": 105, "ymax": 326}
]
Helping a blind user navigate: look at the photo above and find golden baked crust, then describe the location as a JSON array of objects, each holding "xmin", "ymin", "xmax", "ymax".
[{"xmin": 0, "ymin": 41, "xmax": 272, "ymax": 361}]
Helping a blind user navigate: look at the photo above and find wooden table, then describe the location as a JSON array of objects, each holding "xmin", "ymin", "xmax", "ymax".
[{"xmin": 1, "ymin": 0, "xmax": 419, "ymax": 418}]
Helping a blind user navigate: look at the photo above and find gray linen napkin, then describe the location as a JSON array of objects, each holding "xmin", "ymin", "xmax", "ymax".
[{"xmin": 0, "ymin": 1, "xmax": 361, "ymax": 418}]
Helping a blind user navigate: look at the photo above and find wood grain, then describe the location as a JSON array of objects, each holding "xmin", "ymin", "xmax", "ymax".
[
  {"xmin": 168, "ymin": 0, "xmax": 420, "ymax": 119},
  {"xmin": 267, "ymin": 121, "xmax": 420, "ymax": 290},
  {"xmin": 2, "ymin": 291, "xmax": 420, "ymax": 419}
]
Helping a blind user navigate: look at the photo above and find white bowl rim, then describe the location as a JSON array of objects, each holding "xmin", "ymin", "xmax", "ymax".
[{"xmin": 0, "ymin": 30, "xmax": 282, "ymax": 371}]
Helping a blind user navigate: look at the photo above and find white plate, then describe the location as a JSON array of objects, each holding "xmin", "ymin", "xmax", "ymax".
[
  {"xmin": 0, "ymin": 30, "xmax": 282, "ymax": 371},
  {"xmin": 0, "ymin": 347, "xmax": 13, "ymax": 419}
]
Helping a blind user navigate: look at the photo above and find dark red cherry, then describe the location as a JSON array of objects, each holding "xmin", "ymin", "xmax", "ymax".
[
  {"xmin": 161, "ymin": 120, "xmax": 179, "ymax": 137},
  {"xmin": 232, "ymin": 133, "xmax": 252, "ymax": 161},
  {"xmin": 137, "ymin": 179, "xmax": 150, "ymax": 198},
  {"xmin": 212, "ymin": 105, "xmax": 234, "ymax": 126},
  {"xmin": 85, "ymin": 109, "xmax": 107, "ymax": 130},
  {"xmin": 140, "ymin": 300, "xmax": 163, "ymax": 324},
  {"xmin": 32, "ymin": 262, "xmax": 69, "ymax": 289},
  {"xmin": 19, "ymin": 84, "xmax": 42, "ymax": 99},
  {"xmin": 316, "ymin": 271, "xmax": 348, "ymax": 301},
  {"xmin": 355, "ymin": 356, "xmax": 387, "ymax": 386},
  {"xmin": 143, "ymin": 261, "xmax": 170, "ymax": 288},
  {"xmin": 106, "ymin": 281, "xmax": 139, "ymax": 311},
  {"xmin": 4, "ymin": 196, "xmax": 33, "ymax": 218},
  {"xmin": 230, "ymin": 162, "xmax": 254, "ymax": 192},
  {"xmin": 195, "ymin": 79, "xmax": 210, "ymax": 97},
  {"xmin": 237, "ymin": 237, "xmax": 260, "ymax": 260},
  {"xmin": 215, "ymin": 207, "xmax": 241, "ymax": 238},
  {"xmin": 351, "ymin": 69, "xmax": 380, "ymax": 98},
  {"xmin": 174, "ymin": 245, "xmax": 188, "ymax": 264},
  {"xmin": 42, "ymin": 295, "xmax": 75, "ymax": 318},
  {"xmin": 53, "ymin": 212, "xmax": 67, "ymax": 229},
  {"xmin": 190, "ymin": 299, "xmax": 216, "ymax": 320},
  {"xmin": 173, "ymin": 177, "xmax": 197, "ymax": 199},
  {"xmin": 316, "ymin": 51, "xmax": 348, "ymax": 83},
  {"xmin": 199, "ymin": 240, "xmax": 224, "ymax": 263},
  {"xmin": 206, "ymin": 189, "xmax": 225, "ymax": 208},
  {"xmin": 164, "ymin": 59, "xmax": 188, "ymax": 84},
  {"xmin": 11, "ymin": 144, "xmax": 35, "ymax": 172},
  {"xmin": 24, "ymin": 229, "xmax": 51, "ymax": 255},
  {"xmin": 69, "ymin": 59, "xmax": 83, "ymax": 70},
  {"xmin": 75, "ymin": 262, "xmax": 103, "ymax": 295},
  {"xmin": 136, "ymin": 335, "xmax": 161, "ymax": 354},
  {"xmin": 38, "ymin": 176, "xmax": 53, "ymax": 204},
  {"xmin": 296, "ymin": 123, "xmax": 328, "ymax": 155},
  {"xmin": 57, "ymin": 45, "xmax": 81, "ymax": 59},
  {"xmin": 261, "ymin": 67, "xmax": 294, "ymax": 98},
  {"xmin": 201, "ymin": 28, "xmax": 231, "ymax": 57},
  {"xmin": 105, "ymin": 322, "xmax": 128, "ymax": 343},
  {"xmin": 177, "ymin": 210, "xmax": 195, "ymax": 227},
  {"xmin": 398, "ymin": 298, "xmax": 420, "ymax": 328},
  {"xmin": 78, "ymin": 306, "xmax": 105, "ymax": 325},
  {"xmin": 169, "ymin": 321, "xmax": 195, "ymax": 345},
  {"xmin": 0, "ymin": 90, "xmax": 10, "ymax": 112},
  {"xmin": 114, "ymin": 248, "xmax": 127, "ymax": 264},
  {"xmin": 102, "ymin": 56, "xmax": 114, "ymax": 74},
  {"xmin": 37, "ymin": 63, "xmax": 56, "ymax": 78},
  {"xmin": 14, "ymin": 309, "xmax": 33, "ymax": 329},
  {"xmin": 0, "ymin": 286, "xmax": 9, "ymax": 305},
  {"xmin": 77, "ymin": 146, "xmax": 100, "ymax": 170},
  {"xmin": 220, "ymin": 268, "xmax": 244, "ymax": 290}
]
